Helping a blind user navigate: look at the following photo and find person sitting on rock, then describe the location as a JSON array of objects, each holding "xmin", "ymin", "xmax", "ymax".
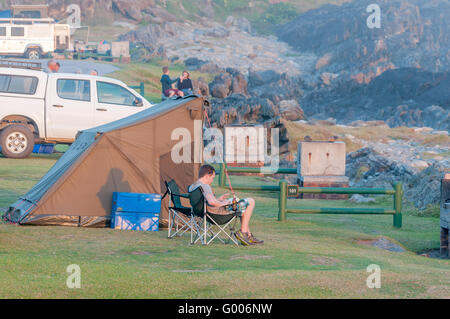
[
  {"xmin": 177, "ymin": 70, "xmax": 194, "ymax": 96},
  {"xmin": 160, "ymin": 66, "xmax": 184, "ymax": 99}
]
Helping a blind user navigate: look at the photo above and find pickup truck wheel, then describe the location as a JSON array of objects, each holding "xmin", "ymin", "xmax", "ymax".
[
  {"xmin": 26, "ymin": 49, "xmax": 41, "ymax": 60},
  {"xmin": 0, "ymin": 125, "xmax": 35, "ymax": 159}
]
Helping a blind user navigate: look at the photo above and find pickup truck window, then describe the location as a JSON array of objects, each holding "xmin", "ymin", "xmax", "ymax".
[
  {"xmin": 97, "ymin": 81, "xmax": 138, "ymax": 107},
  {"xmin": 0, "ymin": 74, "xmax": 38, "ymax": 95},
  {"xmin": 57, "ymin": 79, "xmax": 91, "ymax": 102}
]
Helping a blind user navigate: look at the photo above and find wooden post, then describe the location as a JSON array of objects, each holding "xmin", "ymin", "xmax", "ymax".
[
  {"xmin": 393, "ymin": 182, "xmax": 403, "ymax": 228},
  {"xmin": 278, "ymin": 180, "xmax": 287, "ymax": 221}
]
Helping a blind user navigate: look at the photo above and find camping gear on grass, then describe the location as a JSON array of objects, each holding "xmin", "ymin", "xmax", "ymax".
[
  {"xmin": 33, "ymin": 144, "xmax": 55, "ymax": 154},
  {"xmin": 165, "ymin": 179, "xmax": 199, "ymax": 243},
  {"xmin": 4, "ymin": 96, "xmax": 206, "ymax": 227},
  {"xmin": 0, "ymin": 143, "xmax": 54, "ymax": 155},
  {"xmin": 188, "ymin": 186, "xmax": 240, "ymax": 245},
  {"xmin": 111, "ymin": 212, "xmax": 160, "ymax": 231},
  {"xmin": 112, "ymin": 192, "xmax": 161, "ymax": 213},
  {"xmin": 111, "ymin": 192, "xmax": 161, "ymax": 231}
]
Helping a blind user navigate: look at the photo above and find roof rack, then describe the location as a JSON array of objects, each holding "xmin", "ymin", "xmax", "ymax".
[{"xmin": 0, "ymin": 59, "xmax": 42, "ymax": 71}]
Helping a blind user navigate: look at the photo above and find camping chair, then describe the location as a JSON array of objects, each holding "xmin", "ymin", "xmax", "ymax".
[
  {"xmin": 165, "ymin": 180, "xmax": 200, "ymax": 244},
  {"xmin": 188, "ymin": 186, "xmax": 240, "ymax": 246}
]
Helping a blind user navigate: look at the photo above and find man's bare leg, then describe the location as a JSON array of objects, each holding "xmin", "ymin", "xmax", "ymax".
[{"xmin": 240, "ymin": 198, "xmax": 255, "ymax": 234}]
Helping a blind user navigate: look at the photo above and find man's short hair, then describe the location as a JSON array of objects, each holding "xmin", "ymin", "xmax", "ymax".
[
  {"xmin": 199, "ymin": 164, "xmax": 215, "ymax": 178},
  {"xmin": 162, "ymin": 66, "xmax": 169, "ymax": 73}
]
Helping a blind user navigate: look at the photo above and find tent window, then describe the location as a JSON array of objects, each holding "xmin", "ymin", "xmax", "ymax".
[
  {"xmin": 57, "ymin": 79, "xmax": 91, "ymax": 102},
  {"xmin": 97, "ymin": 81, "xmax": 138, "ymax": 107},
  {"xmin": 0, "ymin": 74, "xmax": 38, "ymax": 95}
]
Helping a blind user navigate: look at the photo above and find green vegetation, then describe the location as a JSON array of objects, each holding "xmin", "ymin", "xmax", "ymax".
[
  {"xmin": 284, "ymin": 122, "xmax": 450, "ymax": 153},
  {"xmin": 0, "ymin": 154, "xmax": 448, "ymax": 298},
  {"xmin": 163, "ymin": 0, "xmax": 352, "ymax": 35}
]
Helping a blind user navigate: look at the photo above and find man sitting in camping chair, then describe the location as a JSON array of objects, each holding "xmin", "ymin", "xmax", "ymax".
[{"xmin": 188, "ymin": 164, "xmax": 263, "ymax": 246}]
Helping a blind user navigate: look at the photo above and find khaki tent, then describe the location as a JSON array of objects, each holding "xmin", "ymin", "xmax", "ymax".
[{"xmin": 4, "ymin": 96, "xmax": 206, "ymax": 227}]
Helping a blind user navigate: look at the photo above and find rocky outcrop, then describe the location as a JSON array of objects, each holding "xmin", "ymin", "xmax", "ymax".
[
  {"xmin": 209, "ymin": 95, "xmax": 280, "ymax": 127},
  {"xmin": 225, "ymin": 16, "xmax": 252, "ymax": 34},
  {"xmin": 277, "ymin": 0, "xmax": 450, "ymax": 79},
  {"xmin": 275, "ymin": 0, "xmax": 450, "ymax": 131},
  {"xmin": 208, "ymin": 69, "xmax": 306, "ymax": 123},
  {"xmin": 346, "ymin": 147, "xmax": 414, "ymax": 188},
  {"xmin": 247, "ymin": 70, "xmax": 305, "ymax": 101},
  {"xmin": 209, "ymin": 72, "xmax": 233, "ymax": 98},
  {"xmin": 206, "ymin": 69, "xmax": 306, "ymax": 153},
  {"xmin": 192, "ymin": 78, "xmax": 210, "ymax": 97},
  {"xmin": 346, "ymin": 147, "xmax": 448, "ymax": 210},
  {"xmin": 386, "ymin": 105, "xmax": 450, "ymax": 131},
  {"xmin": 279, "ymin": 100, "xmax": 304, "ymax": 121},
  {"xmin": 209, "ymin": 68, "xmax": 248, "ymax": 98},
  {"xmin": 300, "ymin": 68, "xmax": 450, "ymax": 130},
  {"xmin": 403, "ymin": 163, "xmax": 448, "ymax": 210},
  {"xmin": 119, "ymin": 22, "xmax": 178, "ymax": 58},
  {"xmin": 120, "ymin": 18, "xmax": 303, "ymax": 75}
]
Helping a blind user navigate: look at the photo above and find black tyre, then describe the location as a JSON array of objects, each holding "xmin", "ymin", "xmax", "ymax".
[
  {"xmin": 26, "ymin": 48, "xmax": 41, "ymax": 60},
  {"xmin": 0, "ymin": 125, "xmax": 35, "ymax": 159}
]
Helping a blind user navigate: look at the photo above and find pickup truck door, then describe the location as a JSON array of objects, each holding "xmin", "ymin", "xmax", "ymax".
[
  {"xmin": 93, "ymin": 80, "xmax": 145, "ymax": 127},
  {"xmin": 46, "ymin": 77, "xmax": 95, "ymax": 140}
]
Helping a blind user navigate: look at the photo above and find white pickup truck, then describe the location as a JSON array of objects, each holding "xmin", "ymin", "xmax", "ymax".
[{"xmin": 0, "ymin": 66, "xmax": 153, "ymax": 158}]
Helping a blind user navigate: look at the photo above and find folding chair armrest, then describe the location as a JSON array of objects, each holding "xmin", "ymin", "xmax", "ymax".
[{"xmin": 172, "ymin": 193, "xmax": 189, "ymax": 199}]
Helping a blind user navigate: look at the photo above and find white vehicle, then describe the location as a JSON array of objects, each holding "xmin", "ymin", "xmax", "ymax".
[
  {"xmin": 0, "ymin": 17, "xmax": 71, "ymax": 59},
  {"xmin": 0, "ymin": 62, "xmax": 153, "ymax": 158}
]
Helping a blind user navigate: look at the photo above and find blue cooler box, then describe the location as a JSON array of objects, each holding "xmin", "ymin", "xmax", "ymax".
[
  {"xmin": 112, "ymin": 192, "xmax": 161, "ymax": 213},
  {"xmin": 111, "ymin": 212, "xmax": 160, "ymax": 231},
  {"xmin": 0, "ymin": 144, "xmax": 55, "ymax": 154},
  {"xmin": 111, "ymin": 192, "xmax": 161, "ymax": 231},
  {"xmin": 33, "ymin": 144, "xmax": 55, "ymax": 154}
]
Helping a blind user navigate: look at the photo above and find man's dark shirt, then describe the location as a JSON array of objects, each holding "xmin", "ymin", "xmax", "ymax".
[{"xmin": 160, "ymin": 74, "xmax": 177, "ymax": 93}]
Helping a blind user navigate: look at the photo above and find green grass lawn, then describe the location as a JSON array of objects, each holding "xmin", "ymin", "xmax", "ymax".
[{"xmin": 0, "ymin": 154, "xmax": 448, "ymax": 298}]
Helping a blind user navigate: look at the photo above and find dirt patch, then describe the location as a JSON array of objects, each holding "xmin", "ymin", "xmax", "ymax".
[
  {"xmin": 230, "ymin": 255, "xmax": 273, "ymax": 261},
  {"xmin": 426, "ymin": 285, "xmax": 450, "ymax": 298},
  {"xmin": 356, "ymin": 238, "xmax": 406, "ymax": 252},
  {"xmin": 418, "ymin": 249, "xmax": 449, "ymax": 260},
  {"xmin": 356, "ymin": 239, "xmax": 378, "ymax": 246},
  {"xmin": 310, "ymin": 255, "xmax": 341, "ymax": 266},
  {"xmin": 129, "ymin": 250, "xmax": 171, "ymax": 256}
]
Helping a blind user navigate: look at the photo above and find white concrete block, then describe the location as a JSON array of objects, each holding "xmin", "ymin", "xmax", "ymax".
[{"xmin": 297, "ymin": 141, "xmax": 346, "ymax": 176}]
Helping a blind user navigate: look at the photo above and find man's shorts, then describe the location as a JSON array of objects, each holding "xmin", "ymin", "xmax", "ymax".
[
  {"xmin": 207, "ymin": 198, "xmax": 251, "ymax": 215},
  {"xmin": 164, "ymin": 88, "xmax": 183, "ymax": 97}
]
